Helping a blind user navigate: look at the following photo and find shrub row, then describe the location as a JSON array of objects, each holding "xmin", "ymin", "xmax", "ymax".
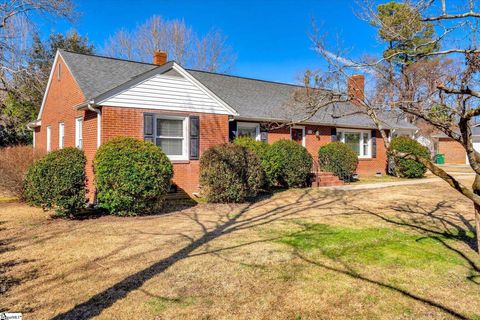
[
  {"xmin": 19, "ymin": 135, "xmax": 429, "ymax": 215},
  {"xmin": 199, "ymin": 138, "xmax": 313, "ymax": 203}
]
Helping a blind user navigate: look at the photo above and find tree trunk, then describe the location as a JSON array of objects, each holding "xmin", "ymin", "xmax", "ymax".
[{"xmin": 473, "ymin": 174, "xmax": 480, "ymax": 254}]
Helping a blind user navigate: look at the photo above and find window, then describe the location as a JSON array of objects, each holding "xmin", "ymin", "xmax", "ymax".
[
  {"xmin": 46, "ymin": 126, "xmax": 52, "ymax": 152},
  {"xmin": 338, "ymin": 129, "xmax": 371, "ymax": 158},
  {"xmin": 237, "ymin": 122, "xmax": 260, "ymax": 140},
  {"xmin": 58, "ymin": 122, "xmax": 64, "ymax": 149},
  {"xmin": 144, "ymin": 114, "xmax": 189, "ymax": 160},
  {"xmin": 75, "ymin": 117, "xmax": 83, "ymax": 149}
]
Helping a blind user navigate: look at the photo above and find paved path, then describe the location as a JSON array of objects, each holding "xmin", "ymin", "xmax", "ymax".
[{"xmin": 321, "ymin": 173, "xmax": 475, "ymax": 191}]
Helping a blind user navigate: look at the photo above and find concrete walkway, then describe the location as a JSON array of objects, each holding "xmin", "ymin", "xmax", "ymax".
[{"xmin": 321, "ymin": 173, "xmax": 475, "ymax": 191}]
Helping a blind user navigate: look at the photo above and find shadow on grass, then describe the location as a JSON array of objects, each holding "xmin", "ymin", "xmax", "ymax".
[
  {"xmin": 34, "ymin": 187, "xmax": 480, "ymax": 320},
  {"xmin": 0, "ymin": 221, "xmax": 38, "ymax": 309},
  {"xmin": 51, "ymin": 188, "xmax": 340, "ymax": 319}
]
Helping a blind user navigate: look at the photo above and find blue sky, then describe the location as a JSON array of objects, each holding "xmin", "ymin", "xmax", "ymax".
[{"xmin": 37, "ymin": 0, "xmax": 384, "ymax": 84}]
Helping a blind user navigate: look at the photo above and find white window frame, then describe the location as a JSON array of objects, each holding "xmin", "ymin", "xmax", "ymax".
[
  {"xmin": 153, "ymin": 115, "xmax": 189, "ymax": 161},
  {"xmin": 58, "ymin": 122, "xmax": 64, "ymax": 149},
  {"xmin": 337, "ymin": 128, "xmax": 372, "ymax": 159},
  {"xmin": 46, "ymin": 125, "xmax": 52, "ymax": 152},
  {"xmin": 290, "ymin": 126, "xmax": 306, "ymax": 147},
  {"xmin": 75, "ymin": 117, "xmax": 83, "ymax": 149},
  {"xmin": 236, "ymin": 122, "xmax": 261, "ymax": 141}
]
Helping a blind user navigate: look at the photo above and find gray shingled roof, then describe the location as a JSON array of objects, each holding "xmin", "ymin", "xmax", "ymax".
[
  {"xmin": 59, "ymin": 50, "xmax": 416, "ymax": 130},
  {"xmin": 60, "ymin": 50, "xmax": 157, "ymax": 99},
  {"xmin": 188, "ymin": 70, "xmax": 416, "ymax": 130}
]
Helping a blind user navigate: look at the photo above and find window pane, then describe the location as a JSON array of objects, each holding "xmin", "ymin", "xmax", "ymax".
[
  {"xmin": 157, "ymin": 119, "xmax": 183, "ymax": 137},
  {"xmin": 362, "ymin": 132, "xmax": 369, "ymax": 156},
  {"xmin": 344, "ymin": 132, "xmax": 361, "ymax": 155},
  {"xmin": 237, "ymin": 126, "xmax": 257, "ymax": 139},
  {"xmin": 156, "ymin": 138, "xmax": 183, "ymax": 155}
]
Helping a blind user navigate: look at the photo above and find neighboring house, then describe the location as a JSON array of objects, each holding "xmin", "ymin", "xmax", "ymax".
[
  {"xmin": 432, "ymin": 125, "xmax": 480, "ymax": 164},
  {"xmin": 29, "ymin": 50, "xmax": 416, "ymax": 200}
]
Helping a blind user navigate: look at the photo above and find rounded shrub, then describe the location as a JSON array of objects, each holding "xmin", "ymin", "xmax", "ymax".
[
  {"xmin": 389, "ymin": 136, "xmax": 430, "ymax": 178},
  {"xmin": 264, "ymin": 139, "xmax": 313, "ymax": 188},
  {"xmin": 233, "ymin": 136, "xmax": 270, "ymax": 187},
  {"xmin": 93, "ymin": 137, "xmax": 173, "ymax": 215},
  {"xmin": 23, "ymin": 147, "xmax": 86, "ymax": 215},
  {"xmin": 200, "ymin": 143, "xmax": 264, "ymax": 203},
  {"xmin": 318, "ymin": 142, "xmax": 358, "ymax": 180}
]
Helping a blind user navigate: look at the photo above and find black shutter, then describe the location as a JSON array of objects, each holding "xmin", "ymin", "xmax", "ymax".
[
  {"xmin": 229, "ymin": 120, "xmax": 237, "ymax": 142},
  {"xmin": 144, "ymin": 114, "xmax": 154, "ymax": 143},
  {"xmin": 190, "ymin": 116, "xmax": 200, "ymax": 160},
  {"xmin": 331, "ymin": 127, "xmax": 337, "ymax": 142},
  {"xmin": 371, "ymin": 129, "xmax": 377, "ymax": 158}
]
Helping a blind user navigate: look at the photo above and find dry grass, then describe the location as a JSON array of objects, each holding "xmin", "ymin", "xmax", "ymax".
[{"xmin": 1, "ymin": 178, "xmax": 480, "ymax": 319}]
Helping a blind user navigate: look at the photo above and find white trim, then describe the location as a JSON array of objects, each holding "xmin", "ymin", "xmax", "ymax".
[
  {"xmin": 95, "ymin": 62, "xmax": 238, "ymax": 116},
  {"xmin": 150, "ymin": 114, "xmax": 189, "ymax": 161},
  {"xmin": 46, "ymin": 125, "xmax": 52, "ymax": 152},
  {"xmin": 75, "ymin": 117, "xmax": 83, "ymax": 149},
  {"xmin": 236, "ymin": 122, "xmax": 261, "ymax": 141},
  {"xmin": 171, "ymin": 64, "xmax": 238, "ymax": 116},
  {"xmin": 37, "ymin": 51, "xmax": 78, "ymax": 121},
  {"xmin": 58, "ymin": 122, "xmax": 64, "ymax": 149},
  {"xmin": 290, "ymin": 126, "xmax": 306, "ymax": 147},
  {"xmin": 337, "ymin": 128, "xmax": 372, "ymax": 159}
]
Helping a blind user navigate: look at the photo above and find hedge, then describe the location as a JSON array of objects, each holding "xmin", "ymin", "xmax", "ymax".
[
  {"xmin": 200, "ymin": 143, "xmax": 264, "ymax": 202},
  {"xmin": 233, "ymin": 136, "xmax": 270, "ymax": 187},
  {"xmin": 264, "ymin": 139, "xmax": 312, "ymax": 187},
  {"xmin": 23, "ymin": 147, "xmax": 86, "ymax": 215},
  {"xmin": 318, "ymin": 142, "xmax": 358, "ymax": 180},
  {"xmin": 94, "ymin": 137, "xmax": 173, "ymax": 215},
  {"xmin": 389, "ymin": 136, "xmax": 430, "ymax": 178}
]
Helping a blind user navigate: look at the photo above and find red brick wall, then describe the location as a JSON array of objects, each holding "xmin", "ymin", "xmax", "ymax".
[
  {"xmin": 268, "ymin": 125, "xmax": 387, "ymax": 176},
  {"xmin": 34, "ymin": 56, "xmax": 86, "ymax": 152},
  {"xmin": 438, "ymin": 138, "xmax": 466, "ymax": 164},
  {"xmin": 34, "ymin": 56, "xmax": 100, "ymax": 199},
  {"xmin": 101, "ymin": 106, "xmax": 229, "ymax": 195}
]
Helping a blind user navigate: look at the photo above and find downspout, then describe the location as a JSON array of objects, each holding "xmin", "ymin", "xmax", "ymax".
[
  {"xmin": 26, "ymin": 123, "xmax": 35, "ymax": 148},
  {"xmin": 87, "ymin": 102, "xmax": 101, "ymax": 148}
]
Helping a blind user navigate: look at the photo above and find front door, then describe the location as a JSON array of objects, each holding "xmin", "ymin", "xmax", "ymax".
[{"xmin": 291, "ymin": 128, "xmax": 304, "ymax": 145}]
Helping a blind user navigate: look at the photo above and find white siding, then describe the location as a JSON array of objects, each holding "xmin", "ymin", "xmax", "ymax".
[{"xmin": 99, "ymin": 74, "xmax": 230, "ymax": 114}]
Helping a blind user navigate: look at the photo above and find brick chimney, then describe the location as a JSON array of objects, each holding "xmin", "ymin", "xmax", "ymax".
[
  {"xmin": 348, "ymin": 74, "xmax": 365, "ymax": 104},
  {"xmin": 153, "ymin": 51, "xmax": 167, "ymax": 65}
]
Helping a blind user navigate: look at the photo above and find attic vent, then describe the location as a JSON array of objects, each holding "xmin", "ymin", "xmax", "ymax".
[{"xmin": 57, "ymin": 63, "xmax": 61, "ymax": 80}]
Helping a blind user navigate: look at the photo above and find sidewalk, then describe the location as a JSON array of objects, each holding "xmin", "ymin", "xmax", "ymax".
[{"xmin": 320, "ymin": 173, "xmax": 475, "ymax": 191}]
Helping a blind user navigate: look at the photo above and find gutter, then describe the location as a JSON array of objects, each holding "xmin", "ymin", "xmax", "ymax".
[{"xmin": 86, "ymin": 101, "xmax": 102, "ymax": 148}]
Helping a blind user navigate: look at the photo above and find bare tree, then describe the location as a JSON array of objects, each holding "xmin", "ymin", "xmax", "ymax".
[
  {"xmin": 295, "ymin": 0, "xmax": 480, "ymax": 253},
  {"xmin": 0, "ymin": 0, "xmax": 75, "ymax": 77},
  {"xmin": 102, "ymin": 15, "xmax": 236, "ymax": 73}
]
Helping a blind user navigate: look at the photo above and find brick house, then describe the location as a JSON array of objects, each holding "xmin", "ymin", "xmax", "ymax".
[
  {"xmin": 432, "ymin": 126, "xmax": 480, "ymax": 164},
  {"xmin": 29, "ymin": 50, "xmax": 416, "ymax": 200}
]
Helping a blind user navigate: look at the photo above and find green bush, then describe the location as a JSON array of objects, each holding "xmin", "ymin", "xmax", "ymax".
[
  {"xmin": 94, "ymin": 137, "xmax": 173, "ymax": 215},
  {"xmin": 264, "ymin": 139, "xmax": 313, "ymax": 188},
  {"xmin": 389, "ymin": 136, "xmax": 430, "ymax": 178},
  {"xmin": 233, "ymin": 136, "xmax": 270, "ymax": 187},
  {"xmin": 23, "ymin": 147, "xmax": 86, "ymax": 215},
  {"xmin": 318, "ymin": 142, "xmax": 358, "ymax": 180},
  {"xmin": 200, "ymin": 143, "xmax": 264, "ymax": 203}
]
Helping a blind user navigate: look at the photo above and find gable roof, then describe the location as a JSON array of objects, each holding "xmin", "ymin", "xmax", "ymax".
[
  {"xmin": 50, "ymin": 50, "xmax": 416, "ymax": 130},
  {"xmin": 59, "ymin": 49, "xmax": 157, "ymax": 99},
  {"xmin": 188, "ymin": 70, "xmax": 416, "ymax": 130}
]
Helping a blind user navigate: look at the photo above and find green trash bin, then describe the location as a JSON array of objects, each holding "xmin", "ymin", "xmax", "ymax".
[{"xmin": 435, "ymin": 154, "xmax": 445, "ymax": 164}]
